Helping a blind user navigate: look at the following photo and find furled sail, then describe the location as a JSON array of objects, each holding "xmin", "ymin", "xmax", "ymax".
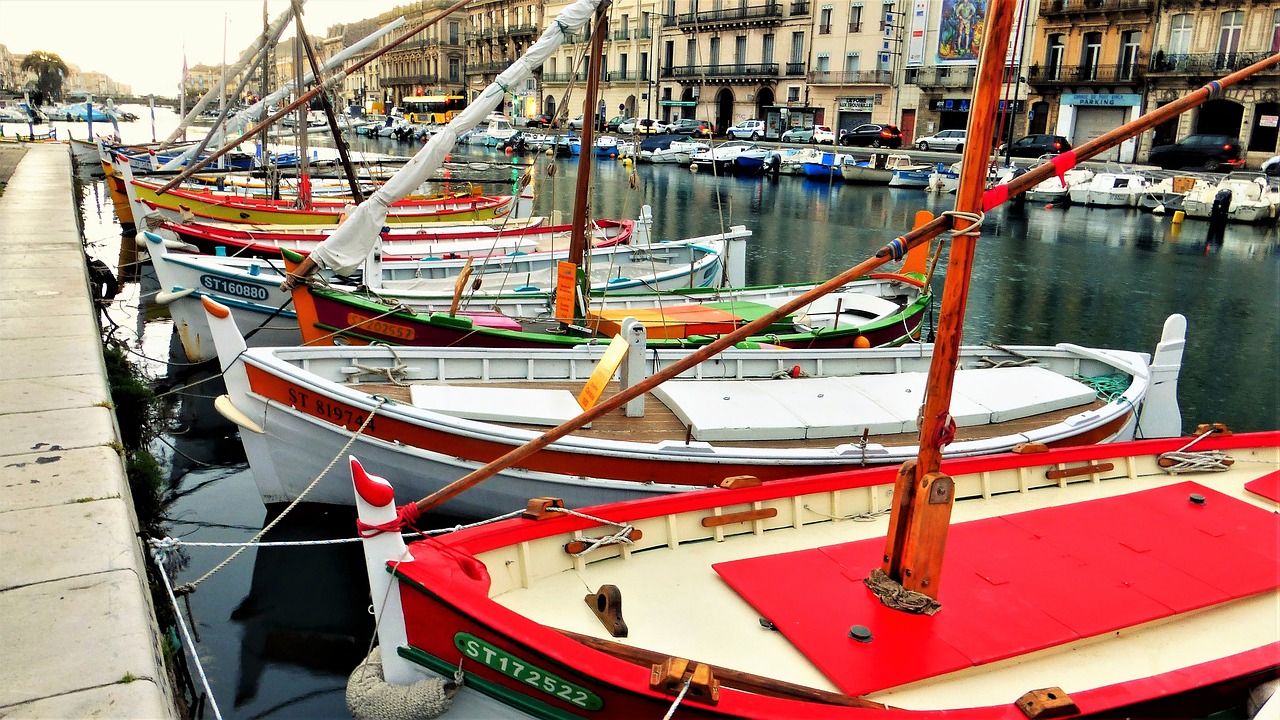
[{"xmin": 309, "ymin": 0, "xmax": 603, "ymax": 275}]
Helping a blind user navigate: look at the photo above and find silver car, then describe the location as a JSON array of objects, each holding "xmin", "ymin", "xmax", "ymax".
[{"xmin": 915, "ymin": 129, "xmax": 966, "ymax": 152}]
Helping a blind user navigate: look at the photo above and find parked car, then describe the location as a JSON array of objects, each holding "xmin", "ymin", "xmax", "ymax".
[
  {"xmin": 781, "ymin": 125, "xmax": 836, "ymax": 144},
  {"xmin": 606, "ymin": 115, "xmax": 631, "ymax": 132},
  {"xmin": 1263, "ymin": 155, "xmax": 1280, "ymax": 177},
  {"xmin": 915, "ymin": 129, "xmax": 966, "ymax": 152},
  {"xmin": 567, "ymin": 115, "xmax": 585, "ymax": 130},
  {"xmin": 726, "ymin": 119, "xmax": 766, "ymax": 140},
  {"xmin": 1004, "ymin": 134, "xmax": 1072, "ymax": 158},
  {"xmin": 838, "ymin": 123, "xmax": 903, "ymax": 148},
  {"xmin": 523, "ymin": 113, "xmax": 556, "ymax": 128},
  {"xmin": 669, "ymin": 118, "xmax": 714, "ymax": 138},
  {"xmin": 620, "ymin": 118, "xmax": 668, "ymax": 134},
  {"xmin": 1146, "ymin": 134, "xmax": 1245, "ymax": 172}
]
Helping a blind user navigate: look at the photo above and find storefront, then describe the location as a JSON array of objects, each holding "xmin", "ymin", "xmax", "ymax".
[
  {"xmin": 763, "ymin": 105, "xmax": 822, "ymax": 141},
  {"xmin": 835, "ymin": 96, "xmax": 876, "ymax": 135},
  {"xmin": 1057, "ymin": 93, "xmax": 1141, "ymax": 162}
]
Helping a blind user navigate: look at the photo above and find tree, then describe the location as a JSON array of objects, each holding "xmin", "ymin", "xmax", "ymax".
[{"xmin": 20, "ymin": 51, "xmax": 69, "ymax": 104}]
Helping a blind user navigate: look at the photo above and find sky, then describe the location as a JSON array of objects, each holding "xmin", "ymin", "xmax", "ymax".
[{"xmin": 1, "ymin": 0, "xmax": 410, "ymax": 96}]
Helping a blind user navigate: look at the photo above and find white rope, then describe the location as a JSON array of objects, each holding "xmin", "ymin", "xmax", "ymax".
[
  {"xmin": 548, "ymin": 506, "xmax": 639, "ymax": 556},
  {"xmin": 1158, "ymin": 426, "xmax": 1234, "ymax": 474},
  {"xmin": 150, "ymin": 547, "xmax": 223, "ymax": 720},
  {"xmin": 661, "ymin": 676, "xmax": 692, "ymax": 720}
]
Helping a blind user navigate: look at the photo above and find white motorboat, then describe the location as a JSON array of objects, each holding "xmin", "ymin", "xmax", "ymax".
[
  {"xmin": 1183, "ymin": 172, "xmax": 1280, "ymax": 223},
  {"xmin": 1069, "ymin": 172, "xmax": 1149, "ymax": 207}
]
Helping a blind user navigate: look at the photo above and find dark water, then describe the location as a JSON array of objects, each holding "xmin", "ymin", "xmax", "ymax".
[{"xmin": 77, "ymin": 111, "xmax": 1278, "ymax": 718}]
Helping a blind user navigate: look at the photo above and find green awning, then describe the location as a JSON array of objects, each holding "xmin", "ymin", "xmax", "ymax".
[{"xmin": 659, "ymin": 100, "xmax": 698, "ymax": 107}]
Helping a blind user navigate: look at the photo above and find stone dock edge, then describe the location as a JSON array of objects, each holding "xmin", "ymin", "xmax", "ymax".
[{"xmin": 0, "ymin": 144, "xmax": 177, "ymax": 718}]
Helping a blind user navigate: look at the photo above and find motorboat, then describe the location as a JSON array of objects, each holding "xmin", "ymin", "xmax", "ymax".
[
  {"xmin": 1069, "ymin": 172, "xmax": 1149, "ymax": 208},
  {"xmin": 840, "ymin": 153, "xmax": 928, "ymax": 185},
  {"xmin": 1026, "ymin": 168, "xmax": 1094, "ymax": 205},
  {"xmin": 1182, "ymin": 172, "xmax": 1280, "ymax": 223},
  {"xmin": 689, "ymin": 141, "xmax": 759, "ymax": 173}
]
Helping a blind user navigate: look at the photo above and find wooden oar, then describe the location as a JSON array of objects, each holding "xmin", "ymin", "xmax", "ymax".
[
  {"xmin": 410, "ymin": 56, "xmax": 1279, "ymax": 516},
  {"xmin": 156, "ymin": 0, "xmax": 474, "ymax": 194}
]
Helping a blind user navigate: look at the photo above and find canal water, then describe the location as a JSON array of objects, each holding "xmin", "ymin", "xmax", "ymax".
[{"xmin": 74, "ymin": 107, "xmax": 1277, "ymax": 718}]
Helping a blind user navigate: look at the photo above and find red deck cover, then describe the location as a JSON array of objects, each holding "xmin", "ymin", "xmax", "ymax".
[
  {"xmin": 1246, "ymin": 470, "xmax": 1280, "ymax": 503},
  {"xmin": 713, "ymin": 481, "xmax": 1280, "ymax": 696}
]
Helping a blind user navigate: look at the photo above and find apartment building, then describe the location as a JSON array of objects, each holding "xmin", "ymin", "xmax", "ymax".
[
  {"xmin": 898, "ymin": 0, "xmax": 1036, "ymax": 148},
  {"xmin": 807, "ymin": 0, "xmax": 901, "ymax": 134},
  {"xmin": 465, "ymin": 0, "xmax": 543, "ymax": 119},
  {"xmin": 379, "ymin": 2, "xmax": 468, "ymax": 106},
  {"xmin": 1023, "ymin": 0, "xmax": 1156, "ymax": 161},
  {"xmin": 1142, "ymin": 1, "xmax": 1279, "ymax": 164},
  {"xmin": 653, "ymin": 0, "xmax": 818, "ymax": 134}
]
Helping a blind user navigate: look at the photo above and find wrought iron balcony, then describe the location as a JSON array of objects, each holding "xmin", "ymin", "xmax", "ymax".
[
  {"xmin": 848, "ymin": 22, "xmax": 862, "ymax": 32},
  {"xmin": 790, "ymin": 1, "xmax": 811, "ymax": 14},
  {"xmin": 819, "ymin": 24, "xmax": 832, "ymax": 34},
  {"xmin": 380, "ymin": 74, "xmax": 448, "ymax": 86},
  {"xmin": 613, "ymin": 29, "xmax": 631, "ymax": 40},
  {"xmin": 1039, "ymin": 0, "xmax": 1153, "ymax": 14},
  {"xmin": 472, "ymin": 61, "xmax": 511, "ymax": 75},
  {"xmin": 808, "ymin": 69, "xmax": 894, "ymax": 84},
  {"xmin": 906, "ymin": 66, "xmax": 976, "ymax": 88},
  {"xmin": 662, "ymin": 4, "xmax": 783, "ymax": 30},
  {"xmin": 660, "ymin": 63, "xmax": 780, "ymax": 81},
  {"xmin": 1147, "ymin": 51, "xmax": 1280, "ymax": 76},
  {"xmin": 1027, "ymin": 63, "xmax": 1144, "ymax": 84},
  {"xmin": 541, "ymin": 72, "xmax": 588, "ymax": 84},
  {"xmin": 785, "ymin": 62, "xmax": 806, "ymax": 76}
]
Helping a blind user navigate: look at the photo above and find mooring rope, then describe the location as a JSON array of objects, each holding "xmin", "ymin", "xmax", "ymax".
[
  {"xmin": 150, "ymin": 546, "xmax": 223, "ymax": 720},
  {"xmin": 661, "ymin": 676, "xmax": 692, "ymax": 720},
  {"xmin": 1158, "ymin": 426, "xmax": 1235, "ymax": 474},
  {"xmin": 548, "ymin": 506, "xmax": 638, "ymax": 557}
]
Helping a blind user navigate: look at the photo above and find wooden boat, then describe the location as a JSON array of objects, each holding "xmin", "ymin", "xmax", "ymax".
[
  {"xmin": 333, "ymin": 8, "xmax": 1279, "ymax": 717},
  {"xmin": 801, "ymin": 152, "xmax": 850, "ymax": 180},
  {"xmin": 124, "ymin": 171, "xmax": 523, "ymax": 226},
  {"xmin": 146, "ymin": 223, "xmax": 737, "ymax": 362},
  {"xmin": 840, "ymin": 153, "xmax": 928, "ymax": 185},
  {"xmin": 349, "ymin": 429, "xmax": 1279, "ymax": 717},
  {"xmin": 204, "ymin": 298, "xmax": 1184, "ymax": 510},
  {"xmin": 0, "ymin": 128, "xmax": 57, "ymax": 143}
]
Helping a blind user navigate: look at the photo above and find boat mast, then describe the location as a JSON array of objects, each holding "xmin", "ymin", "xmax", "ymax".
[
  {"xmin": 560, "ymin": 0, "xmax": 614, "ymax": 325},
  {"xmin": 294, "ymin": 9, "xmax": 311, "ymax": 208},
  {"xmin": 293, "ymin": 3, "xmax": 365, "ymax": 203},
  {"xmin": 877, "ymin": 0, "xmax": 1018, "ymax": 601}
]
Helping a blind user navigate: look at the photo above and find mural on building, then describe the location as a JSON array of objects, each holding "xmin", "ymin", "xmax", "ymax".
[{"xmin": 936, "ymin": 0, "xmax": 985, "ymax": 63}]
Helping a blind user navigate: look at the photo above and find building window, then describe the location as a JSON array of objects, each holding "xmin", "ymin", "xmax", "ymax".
[
  {"xmin": 1119, "ymin": 30, "xmax": 1141, "ymax": 81},
  {"xmin": 449, "ymin": 58, "xmax": 460, "ymax": 82},
  {"xmin": 709, "ymin": 36, "xmax": 721, "ymax": 70},
  {"xmin": 1218, "ymin": 10, "xmax": 1244, "ymax": 66},
  {"xmin": 1080, "ymin": 31, "xmax": 1102, "ymax": 80},
  {"xmin": 788, "ymin": 85, "xmax": 801, "ymax": 102},
  {"xmin": 449, "ymin": 21, "xmax": 460, "ymax": 45},
  {"xmin": 849, "ymin": 3, "xmax": 862, "ymax": 32},
  {"xmin": 846, "ymin": 51, "xmax": 860, "ymax": 72},
  {"xmin": 1046, "ymin": 33, "xmax": 1064, "ymax": 79},
  {"xmin": 879, "ymin": 0, "xmax": 894, "ymax": 31},
  {"xmin": 816, "ymin": 53, "xmax": 830, "ymax": 73},
  {"xmin": 790, "ymin": 31, "xmax": 805, "ymax": 64},
  {"xmin": 735, "ymin": 36, "xmax": 747, "ymax": 67},
  {"xmin": 820, "ymin": 5, "xmax": 833, "ymax": 33},
  {"xmin": 763, "ymin": 33, "xmax": 775, "ymax": 64},
  {"xmin": 1168, "ymin": 14, "xmax": 1192, "ymax": 56},
  {"xmin": 687, "ymin": 38, "xmax": 697, "ymax": 68}
]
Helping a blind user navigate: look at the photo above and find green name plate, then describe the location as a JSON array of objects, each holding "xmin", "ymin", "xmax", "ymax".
[{"xmin": 454, "ymin": 632, "xmax": 604, "ymax": 711}]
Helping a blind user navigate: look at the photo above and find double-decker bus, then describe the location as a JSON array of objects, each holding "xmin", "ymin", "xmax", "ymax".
[{"xmin": 400, "ymin": 95, "xmax": 466, "ymax": 124}]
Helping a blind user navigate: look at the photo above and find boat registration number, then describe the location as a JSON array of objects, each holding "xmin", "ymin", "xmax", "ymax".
[
  {"xmin": 347, "ymin": 313, "xmax": 415, "ymax": 341},
  {"xmin": 200, "ymin": 274, "xmax": 269, "ymax": 301},
  {"xmin": 454, "ymin": 632, "xmax": 603, "ymax": 711}
]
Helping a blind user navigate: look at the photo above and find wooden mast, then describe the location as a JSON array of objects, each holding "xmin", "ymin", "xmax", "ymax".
[
  {"xmin": 559, "ymin": 1, "xmax": 613, "ymax": 325},
  {"xmin": 878, "ymin": 0, "xmax": 1018, "ymax": 599},
  {"xmin": 294, "ymin": 3, "xmax": 365, "ymax": 204}
]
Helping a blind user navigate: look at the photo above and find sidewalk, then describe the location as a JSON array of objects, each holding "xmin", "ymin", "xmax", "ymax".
[{"xmin": 0, "ymin": 144, "xmax": 175, "ymax": 718}]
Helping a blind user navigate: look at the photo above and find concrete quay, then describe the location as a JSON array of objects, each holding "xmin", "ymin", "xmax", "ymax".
[{"xmin": 0, "ymin": 144, "xmax": 176, "ymax": 718}]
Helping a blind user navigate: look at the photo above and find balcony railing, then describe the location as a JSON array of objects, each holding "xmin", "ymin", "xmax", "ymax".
[
  {"xmin": 1027, "ymin": 63, "xmax": 1144, "ymax": 84},
  {"xmin": 472, "ymin": 61, "xmax": 511, "ymax": 75},
  {"xmin": 1039, "ymin": 0, "xmax": 1153, "ymax": 14},
  {"xmin": 819, "ymin": 23, "xmax": 832, "ymax": 34},
  {"xmin": 790, "ymin": 1, "xmax": 811, "ymax": 14},
  {"xmin": 907, "ymin": 66, "xmax": 976, "ymax": 88},
  {"xmin": 808, "ymin": 69, "xmax": 894, "ymax": 84},
  {"xmin": 1147, "ymin": 51, "xmax": 1280, "ymax": 76},
  {"xmin": 613, "ymin": 29, "xmax": 631, "ymax": 40},
  {"xmin": 606, "ymin": 70, "xmax": 644, "ymax": 81},
  {"xmin": 662, "ymin": 4, "xmax": 783, "ymax": 28},
  {"xmin": 380, "ymin": 74, "xmax": 448, "ymax": 86},
  {"xmin": 541, "ymin": 72, "xmax": 588, "ymax": 84},
  {"xmin": 661, "ymin": 63, "xmax": 780, "ymax": 80},
  {"xmin": 785, "ymin": 62, "xmax": 806, "ymax": 75},
  {"xmin": 848, "ymin": 22, "xmax": 862, "ymax": 32}
]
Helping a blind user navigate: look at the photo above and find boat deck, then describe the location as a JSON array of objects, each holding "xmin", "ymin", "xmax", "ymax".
[
  {"xmin": 478, "ymin": 446, "xmax": 1280, "ymax": 709},
  {"xmin": 356, "ymin": 375, "xmax": 1108, "ymax": 450}
]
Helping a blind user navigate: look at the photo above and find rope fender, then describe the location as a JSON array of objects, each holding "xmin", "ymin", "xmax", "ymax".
[{"xmin": 347, "ymin": 647, "xmax": 457, "ymax": 720}]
